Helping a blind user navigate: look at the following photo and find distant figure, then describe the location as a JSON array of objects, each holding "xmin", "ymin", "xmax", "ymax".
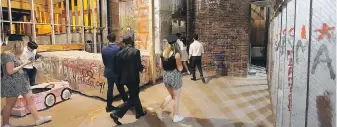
[
  {"xmin": 189, "ymin": 34, "xmax": 206, "ymax": 83},
  {"xmin": 20, "ymin": 41, "xmax": 40, "ymax": 86},
  {"xmin": 101, "ymin": 33, "xmax": 128, "ymax": 112},
  {"xmin": 157, "ymin": 35, "xmax": 185, "ymax": 123},
  {"xmin": 124, "ymin": 26, "xmax": 135, "ymax": 47},
  {"xmin": 176, "ymin": 33, "xmax": 190, "ymax": 75},
  {"xmin": 1, "ymin": 34, "xmax": 52, "ymax": 126},
  {"xmin": 110, "ymin": 36, "xmax": 146, "ymax": 125}
]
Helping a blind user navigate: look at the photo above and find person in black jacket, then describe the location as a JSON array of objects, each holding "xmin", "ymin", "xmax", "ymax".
[{"xmin": 110, "ymin": 36, "xmax": 146, "ymax": 125}]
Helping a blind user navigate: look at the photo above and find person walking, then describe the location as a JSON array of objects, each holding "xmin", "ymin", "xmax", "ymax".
[
  {"xmin": 189, "ymin": 34, "xmax": 206, "ymax": 83},
  {"xmin": 110, "ymin": 36, "xmax": 147, "ymax": 125},
  {"xmin": 101, "ymin": 33, "xmax": 129, "ymax": 112},
  {"xmin": 156, "ymin": 35, "xmax": 185, "ymax": 123},
  {"xmin": 20, "ymin": 41, "xmax": 40, "ymax": 86},
  {"xmin": 176, "ymin": 33, "xmax": 190, "ymax": 75},
  {"xmin": 1, "ymin": 34, "xmax": 52, "ymax": 127}
]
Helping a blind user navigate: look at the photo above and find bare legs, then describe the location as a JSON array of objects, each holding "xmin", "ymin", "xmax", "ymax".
[
  {"xmin": 182, "ymin": 61, "xmax": 190, "ymax": 75},
  {"xmin": 158, "ymin": 88, "xmax": 182, "ymax": 122},
  {"xmin": 2, "ymin": 97, "xmax": 18, "ymax": 125},
  {"xmin": 23, "ymin": 90, "xmax": 41, "ymax": 120},
  {"xmin": 23, "ymin": 90, "xmax": 52, "ymax": 125}
]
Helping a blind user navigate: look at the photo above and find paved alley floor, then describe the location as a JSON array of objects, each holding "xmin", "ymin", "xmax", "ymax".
[{"xmin": 8, "ymin": 73, "xmax": 273, "ymax": 127}]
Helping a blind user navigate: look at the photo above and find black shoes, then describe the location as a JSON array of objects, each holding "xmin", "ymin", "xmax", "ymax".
[
  {"xmin": 191, "ymin": 77, "xmax": 206, "ymax": 83},
  {"xmin": 106, "ymin": 106, "xmax": 118, "ymax": 112},
  {"xmin": 136, "ymin": 111, "xmax": 147, "ymax": 119},
  {"xmin": 110, "ymin": 111, "xmax": 122, "ymax": 125},
  {"xmin": 201, "ymin": 77, "xmax": 206, "ymax": 83}
]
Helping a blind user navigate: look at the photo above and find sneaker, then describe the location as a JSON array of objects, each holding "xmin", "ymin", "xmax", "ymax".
[
  {"xmin": 36, "ymin": 116, "xmax": 52, "ymax": 125},
  {"xmin": 173, "ymin": 115, "xmax": 184, "ymax": 123}
]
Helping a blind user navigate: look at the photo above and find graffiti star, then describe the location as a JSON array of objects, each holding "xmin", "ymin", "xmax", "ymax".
[
  {"xmin": 314, "ymin": 23, "xmax": 335, "ymax": 41},
  {"xmin": 311, "ymin": 44, "xmax": 336, "ymax": 80}
]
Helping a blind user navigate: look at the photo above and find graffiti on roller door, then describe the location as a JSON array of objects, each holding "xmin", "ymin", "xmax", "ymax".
[{"xmin": 275, "ymin": 23, "xmax": 336, "ymax": 80}]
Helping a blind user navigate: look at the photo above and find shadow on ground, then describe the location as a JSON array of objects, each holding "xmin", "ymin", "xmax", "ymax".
[{"xmin": 115, "ymin": 110, "xmax": 265, "ymax": 127}]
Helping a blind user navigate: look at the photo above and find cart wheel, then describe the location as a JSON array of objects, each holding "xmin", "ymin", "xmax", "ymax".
[
  {"xmin": 61, "ymin": 88, "xmax": 72, "ymax": 100},
  {"xmin": 45, "ymin": 94, "xmax": 56, "ymax": 108}
]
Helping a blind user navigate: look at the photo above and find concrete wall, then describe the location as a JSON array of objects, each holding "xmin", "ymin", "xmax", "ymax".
[
  {"xmin": 35, "ymin": 51, "xmax": 157, "ymax": 99},
  {"xmin": 267, "ymin": 0, "xmax": 336, "ymax": 126},
  {"xmin": 188, "ymin": 0, "xmax": 250, "ymax": 77}
]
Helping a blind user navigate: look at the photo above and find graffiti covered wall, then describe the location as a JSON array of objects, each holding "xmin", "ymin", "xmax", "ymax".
[
  {"xmin": 268, "ymin": 0, "xmax": 336, "ymax": 126},
  {"xmin": 35, "ymin": 51, "xmax": 153, "ymax": 99}
]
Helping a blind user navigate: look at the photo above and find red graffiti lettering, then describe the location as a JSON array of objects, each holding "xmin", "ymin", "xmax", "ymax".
[
  {"xmin": 314, "ymin": 23, "xmax": 335, "ymax": 41},
  {"xmin": 287, "ymin": 50, "xmax": 293, "ymax": 112}
]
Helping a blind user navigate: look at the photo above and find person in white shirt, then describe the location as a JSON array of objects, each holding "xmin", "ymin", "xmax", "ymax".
[
  {"xmin": 20, "ymin": 41, "xmax": 40, "ymax": 86},
  {"xmin": 176, "ymin": 33, "xmax": 191, "ymax": 75},
  {"xmin": 189, "ymin": 34, "xmax": 205, "ymax": 83}
]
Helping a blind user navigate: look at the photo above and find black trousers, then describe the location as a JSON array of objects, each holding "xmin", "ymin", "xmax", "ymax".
[
  {"xmin": 106, "ymin": 77, "xmax": 128, "ymax": 107},
  {"xmin": 116, "ymin": 83, "xmax": 144, "ymax": 118},
  {"xmin": 190, "ymin": 56, "xmax": 204, "ymax": 79},
  {"xmin": 23, "ymin": 67, "xmax": 37, "ymax": 86}
]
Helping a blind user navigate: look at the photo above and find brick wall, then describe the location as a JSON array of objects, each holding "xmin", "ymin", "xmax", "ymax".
[{"xmin": 188, "ymin": 0, "xmax": 250, "ymax": 77}]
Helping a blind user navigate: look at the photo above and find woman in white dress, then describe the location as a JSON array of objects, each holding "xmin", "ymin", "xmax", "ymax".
[{"xmin": 176, "ymin": 33, "xmax": 190, "ymax": 75}]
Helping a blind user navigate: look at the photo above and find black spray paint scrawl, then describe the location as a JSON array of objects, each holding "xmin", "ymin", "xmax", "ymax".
[{"xmin": 311, "ymin": 43, "xmax": 336, "ymax": 80}]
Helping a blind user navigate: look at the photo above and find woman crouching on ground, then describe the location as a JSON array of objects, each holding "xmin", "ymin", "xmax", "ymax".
[
  {"xmin": 157, "ymin": 35, "xmax": 184, "ymax": 123},
  {"xmin": 1, "ymin": 34, "xmax": 52, "ymax": 127}
]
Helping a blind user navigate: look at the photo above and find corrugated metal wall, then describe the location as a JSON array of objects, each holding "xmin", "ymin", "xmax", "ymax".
[{"xmin": 268, "ymin": 0, "xmax": 336, "ymax": 126}]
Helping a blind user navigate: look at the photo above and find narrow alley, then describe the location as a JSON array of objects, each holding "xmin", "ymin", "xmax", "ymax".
[{"xmin": 7, "ymin": 71, "xmax": 273, "ymax": 127}]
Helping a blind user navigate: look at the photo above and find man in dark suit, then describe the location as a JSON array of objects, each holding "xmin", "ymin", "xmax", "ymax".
[
  {"xmin": 101, "ymin": 33, "xmax": 128, "ymax": 112},
  {"xmin": 110, "ymin": 36, "xmax": 146, "ymax": 125}
]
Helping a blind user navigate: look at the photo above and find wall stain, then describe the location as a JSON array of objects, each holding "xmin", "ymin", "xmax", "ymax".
[{"xmin": 316, "ymin": 91, "xmax": 333, "ymax": 127}]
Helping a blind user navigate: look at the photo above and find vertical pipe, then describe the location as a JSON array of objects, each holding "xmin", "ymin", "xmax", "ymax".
[
  {"xmin": 31, "ymin": 0, "xmax": 37, "ymax": 42},
  {"xmin": 66, "ymin": 0, "xmax": 71, "ymax": 43},
  {"xmin": 248, "ymin": 4, "xmax": 252, "ymax": 72},
  {"xmin": 0, "ymin": 0, "xmax": 2, "ymax": 42},
  {"xmin": 265, "ymin": 7, "xmax": 270, "ymax": 69},
  {"xmin": 92, "ymin": 0, "xmax": 97, "ymax": 53},
  {"xmin": 102, "ymin": 0, "xmax": 108, "ymax": 43},
  {"xmin": 50, "ymin": 0, "xmax": 55, "ymax": 44},
  {"xmin": 98, "ymin": 0, "xmax": 103, "ymax": 49},
  {"xmin": 151, "ymin": 0, "xmax": 156, "ymax": 84},
  {"xmin": 80, "ymin": 0, "xmax": 84, "ymax": 44},
  {"xmin": 106, "ymin": 0, "xmax": 111, "ymax": 33},
  {"xmin": 7, "ymin": 0, "xmax": 12, "ymax": 34}
]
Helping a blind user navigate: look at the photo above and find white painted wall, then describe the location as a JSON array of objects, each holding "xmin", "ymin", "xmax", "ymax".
[{"xmin": 268, "ymin": 0, "xmax": 336, "ymax": 126}]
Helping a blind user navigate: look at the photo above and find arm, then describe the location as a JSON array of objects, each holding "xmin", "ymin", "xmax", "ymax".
[
  {"xmin": 136, "ymin": 50, "xmax": 144, "ymax": 72},
  {"xmin": 189, "ymin": 44, "xmax": 193, "ymax": 60},
  {"xmin": 114, "ymin": 54, "xmax": 121, "ymax": 74},
  {"xmin": 5, "ymin": 55, "xmax": 31, "ymax": 75},
  {"xmin": 175, "ymin": 53, "xmax": 183, "ymax": 72},
  {"xmin": 101, "ymin": 53, "xmax": 107, "ymax": 67},
  {"xmin": 201, "ymin": 44, "xmax": 204, "ymax": 56},
  {"xmin": 159, "ymin": 56, "xmax": 163, "ymax": 71}
]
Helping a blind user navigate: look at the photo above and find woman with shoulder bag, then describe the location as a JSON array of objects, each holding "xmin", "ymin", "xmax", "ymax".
[{"xmin": 156, "ymin": 35, "xmax": 184, "ymax": 123}]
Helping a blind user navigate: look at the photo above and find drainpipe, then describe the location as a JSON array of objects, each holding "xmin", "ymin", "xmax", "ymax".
[{"xmin": 264, "ymin": 7, "xmax": 270, "ymax": 71}]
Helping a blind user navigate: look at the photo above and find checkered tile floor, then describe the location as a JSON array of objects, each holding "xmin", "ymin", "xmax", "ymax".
[{"xmin": 9, "ymin": 72, "xmax": 273, "ymax": 127}]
